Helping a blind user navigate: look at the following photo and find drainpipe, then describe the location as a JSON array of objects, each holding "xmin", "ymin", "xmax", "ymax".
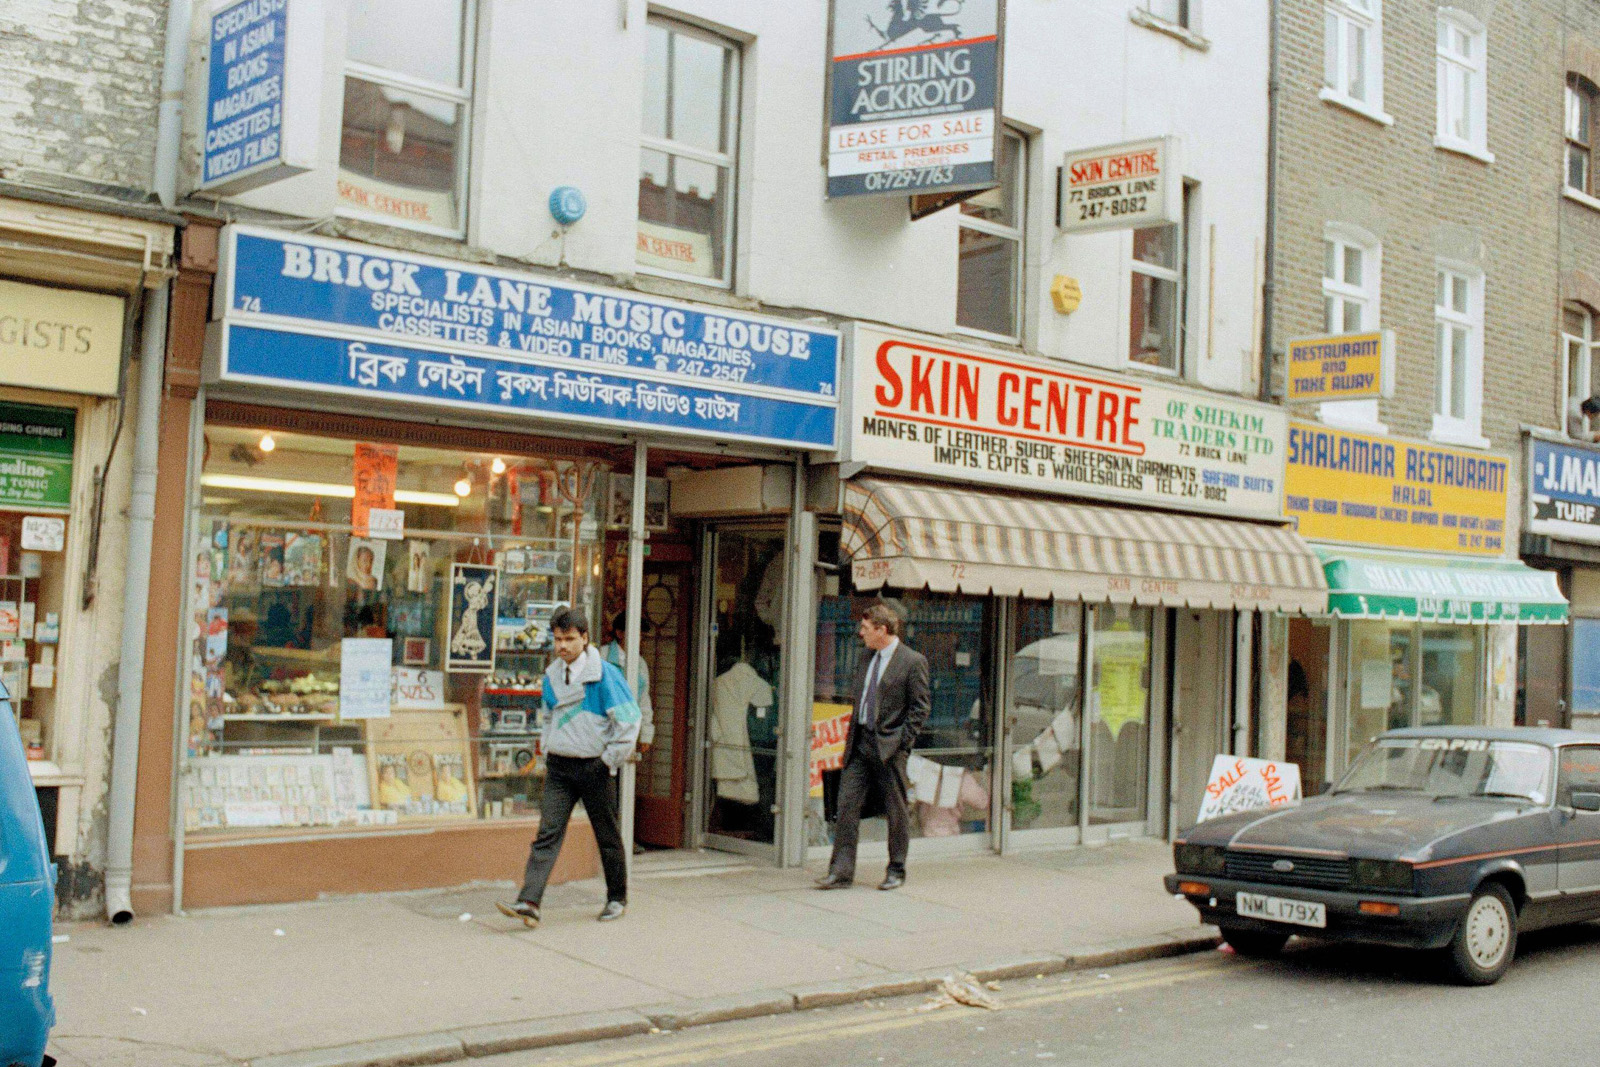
[
  {"xmin": 104, "ymin": 0, "xmax": 190, "ymax": 924},
  {"xmin": 1259, "ymin": 0, "xmax": 1281, "ymax": 402}
]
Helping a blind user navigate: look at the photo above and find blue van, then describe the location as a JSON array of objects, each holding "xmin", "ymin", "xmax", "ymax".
[{"xmin": 0, "ymin": 697, "xmax": 54, "ymax": 1067}]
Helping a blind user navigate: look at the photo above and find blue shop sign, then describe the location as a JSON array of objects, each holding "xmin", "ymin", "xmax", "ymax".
[
  {"xmin": 201, "ymin": 0, "xmax": 319, "ymax": 193},
  {"xmin": 211, "ymin": 226, "xmax": 840, "ymax": 450},
  {"xmin": 1529, "ymin": 434, "xmax": 1600, "ymax": 545}
]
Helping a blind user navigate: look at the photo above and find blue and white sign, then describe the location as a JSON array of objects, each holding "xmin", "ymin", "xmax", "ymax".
[
  {"xmin": 199, "ymin": 0, "xmax": 321, "ymax": 194},
  {"xmin": 1529, "ymin": 434, "xmax": 1600, "ymax": 544},
  {"xmin": 209, "ymin": 226, "xmax": 840, "ymax": 450}
]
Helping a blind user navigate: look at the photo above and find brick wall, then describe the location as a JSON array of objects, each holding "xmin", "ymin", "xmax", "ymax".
[
  {"xmin": 1272, "ymin": 0, "xmax": 1566, "ymax": 459},
  {"xmin": 0, "ymin": 0, "xmax": 167, "ymax": 192}
]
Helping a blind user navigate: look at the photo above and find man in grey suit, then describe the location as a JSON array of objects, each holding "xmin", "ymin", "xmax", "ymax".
[{"xmin": 816, "ymin": 602, "xmax": 931, "ymax": 891}]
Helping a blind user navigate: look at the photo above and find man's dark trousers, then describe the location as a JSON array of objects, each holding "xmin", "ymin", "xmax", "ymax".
[
  {"xmin": 827, "ymin": 720, "xmax": 911, "ymax": 882},
  {"xmin": 519, "ymin": 753, "xmax": 628, "ymax": 906}
]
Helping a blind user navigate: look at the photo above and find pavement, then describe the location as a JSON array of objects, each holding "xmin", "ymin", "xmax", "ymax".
[{"xmin": 46, "ymin": 839, "xmax": 1213, "ymax": 1067}]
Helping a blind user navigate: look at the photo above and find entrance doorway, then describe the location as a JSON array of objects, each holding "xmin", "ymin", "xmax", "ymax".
[
  {"xmin": 633, "ymin": 559, "xmax": 692, "ymax": 848},
  {"xmin": 696, "ymin": 525, "xmax": 787, "ymax": 857},
  {"xmin": 1171, "ymin": 610, "xmax": 1232, "ymax": 830}
]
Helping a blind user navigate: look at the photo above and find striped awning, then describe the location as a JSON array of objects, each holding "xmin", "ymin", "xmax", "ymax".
[{"xmin": 841, "ymin": 478, "xmax": 1328, "ymax": 614}]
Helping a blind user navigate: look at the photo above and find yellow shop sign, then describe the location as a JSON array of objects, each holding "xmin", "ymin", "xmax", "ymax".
[
  {"xmin": 0, "ymin": 277, "xmax": 125, "ymax": 396},
  {"xmin": 1284, "ymin": 421, "xmax": 1509, "ymax": 555},
  {"xmin": 1285, "ymin": 331, "xmax": 1393, "ymax": 402}
]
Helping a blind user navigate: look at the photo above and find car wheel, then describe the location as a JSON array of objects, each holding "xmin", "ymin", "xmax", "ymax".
[
  {"xmin": 1447, "ymin": 882, "xmax": 1518, "ymax": 986},
  {"xmin": 1219, "ymin": 925, "xmax": 1290, "ymax": 958}
]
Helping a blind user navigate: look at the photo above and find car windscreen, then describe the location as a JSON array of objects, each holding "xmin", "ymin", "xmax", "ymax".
[{"xmin": 1335, "ymin": 737, "xmax": 1552, "ymax": 804}]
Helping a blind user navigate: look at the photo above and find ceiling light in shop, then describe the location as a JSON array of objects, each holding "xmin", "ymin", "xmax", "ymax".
[
  {"xmin": 199, "ymin": 473, "xmax": 460, "ymax": 507},
  {"xmin": 454, "ymin": 476, "xmax": 472, "ymax": 497},
  {"xmin": 490, "ymin": 457, "xmax": 507, "ymax": 475},
  {"xmin": 258, "ymin": 433, "xmax": 276, "ymax": 453}
]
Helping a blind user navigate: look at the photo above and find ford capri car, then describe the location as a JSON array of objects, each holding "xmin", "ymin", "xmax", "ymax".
[{"xmin": 1165, "ymin": 727, "xmax": 1600, "ymax": 984}]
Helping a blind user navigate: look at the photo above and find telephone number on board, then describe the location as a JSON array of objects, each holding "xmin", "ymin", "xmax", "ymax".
[{"xmin": 862, "ymin": 166, "xmax": 956, "ymax": 191}]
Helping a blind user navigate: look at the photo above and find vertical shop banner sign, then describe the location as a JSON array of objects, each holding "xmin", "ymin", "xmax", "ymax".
[
  {"xmin": 846, "ymin": 325, "xmax": 1287, "ymax": 520},
  {"xmin": 212, "ymin": 226, "xmax": 840, "ymax": 450},
  {"xmin": 808, "ymin": 701, "xmax": 853, "ymax": 797},
  {"xmin": 1284, "ymin": 421, "xmax": 1509, "ymax": 555},
  {"xmin": 351, "ymin": 443, "xmax": 398, "ymax": 538},
  {"xmin": 1528, "ymin": 434, "xmax": 1600, "ymax": 545},
  {"xmin": 1285, "ymin": 332, "xmax": 1394, "ymax": 403},
  {"xmin": 0, "ymin": 402, "xmax": 74, "ymax": 510},
  {"xmin": 1196, "ymin": 755, "xmax": 1301, "ymax": 822},
  {"xmin": 200, "ymin": 0, "xmax": 322, "ymax": 193},
  {"xmin": 826, "ymin": 0, "xmax": 1003, "ymax": 198},
  {"xmin": 1057, "ymin": 137, "xmax": 1181, "ymax": 234},
  {"xmin": 339, "ymin": 637, "xmax": 393, "ymax": 719},
  {"xmin": 446, "ymin": 563, "xmax": 498, "ymax": 673}
]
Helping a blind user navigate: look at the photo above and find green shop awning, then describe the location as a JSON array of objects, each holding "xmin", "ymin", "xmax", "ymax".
[{"xmin": 1318, "ymin": 549, "xmax": 1568, "ymax": 624}]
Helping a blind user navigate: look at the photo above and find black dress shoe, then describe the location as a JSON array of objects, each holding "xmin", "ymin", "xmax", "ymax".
[
  {"xmin": 495, "ymin": 900, "xmax": 540, "ymax": 928},
  {"xmin": 814, "ymin": 874, "xmax": 853, "ymax": 890},
  {"xmin": 878, "ymin": 872, "xmax": 905, "ymax": 891}
]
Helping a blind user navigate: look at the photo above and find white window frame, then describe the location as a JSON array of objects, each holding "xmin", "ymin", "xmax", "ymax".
[
  {"xmin": 1318, "ymin": 225, "xmax": 1384, "ymax": 430},
  {"xmin": 337, "ymin": 0, "xmax": 477, "ymax": 239},
  {"xmin": 954, "ymin": 125, "xmax": 1028, "ymax": 345},
  {"xmin": 1566, "ymin": 77, "xmax": 1600, "ymax": 211},
  {"xmin": 1434, "ymin": 9, "xmax": 1492, "ymax": 162},
  {"xmin": 1321, "ymin": 0, "xmax": 1390, "ymax": 125},
  {"xmin": 1562, "ymin": 304, "xmax": 1599, "ymax": 438},
  {"xmin": 1126, "ymin": 220, "xmax": 1184, "ymax": 376},
  {"xmin": 637, "ymin": 16, "xmax": 742, "ymax": 290},
  {"xmin": 1431, "ymin": 263, "xmax": 1487, "ymax": 447}
]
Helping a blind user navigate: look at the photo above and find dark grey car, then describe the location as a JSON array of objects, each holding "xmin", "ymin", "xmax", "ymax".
[{"xmin": 1165, "ymin": 727, "xmax": 1600, "ymax": 984}]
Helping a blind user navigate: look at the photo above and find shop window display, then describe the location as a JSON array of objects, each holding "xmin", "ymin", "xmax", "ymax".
[
  {"xmin": 1006, "ymin": 601, "xmax": 1082, "ymax": 831},
  {"xmin": 0, "ymin": 512, "xmax": 67, "ymax": 761},
  {"xmin": 812, "ymin": 544, "xmax": 994, "ymax": 845},
  {"xmin": 181, "ymin": 426, "xmax": 615, "ymax": 835}
]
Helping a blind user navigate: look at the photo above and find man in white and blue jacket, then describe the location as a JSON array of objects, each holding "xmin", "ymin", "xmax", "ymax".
[{"xmin": 498, "ymin": 607, "xmax": 640, "ymax": 927}]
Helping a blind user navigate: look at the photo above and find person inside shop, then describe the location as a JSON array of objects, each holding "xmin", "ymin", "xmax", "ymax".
[
  {"xmin": 600, "ymin": 613, "xmax": 654, "ymax": 754},
  {"xmin": 497, "ymin": 606, "xmax": 641, "ymax": 928},
  {"xmin": 816, "ymin": 601, "xmax": 931, "ymax": 892}
]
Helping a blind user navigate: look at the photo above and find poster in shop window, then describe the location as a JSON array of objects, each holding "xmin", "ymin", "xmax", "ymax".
[
  {"xmin": 446, "ymin": 563, "xmax": 498, "ymax": 674},
  {"xmin": 826, "ymin": 0, "xmax": 1005, "ymax": 199},
  {"xmin": 845, "ymin": 324, "xmax": 1288, "ymax": 521}
]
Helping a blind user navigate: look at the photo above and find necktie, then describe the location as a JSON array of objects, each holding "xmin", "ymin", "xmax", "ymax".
[{"xmin": 859, "ymin": 653, "xmax": 882, "ymax": 727}]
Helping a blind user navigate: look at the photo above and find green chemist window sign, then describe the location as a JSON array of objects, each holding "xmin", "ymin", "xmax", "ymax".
[{"xmin": 0, "ymin": 402, "xmax": 74, "ymax": 510}]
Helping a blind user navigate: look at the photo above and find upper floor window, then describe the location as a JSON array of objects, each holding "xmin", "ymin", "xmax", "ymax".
[
  {"xmin": 1323, "ymin": 0, "xmax": 1384, "ymax": 117},
  {"xmin": 956, "ymin": 127, "xmax": 1027, "ymax": 341},
  {"xmin": 1563, "ymin": 304, "xmax": 1600, "ymax": 438},
  {"xmin": 1142, "ymin": 0, "xmax": 1192, "ymax": 28},
  {"xmin": 339, "ymin": 0, "xmax": 475, "ymax": 236},
  {"xmin": 1129, "ymin": 215, "xmax": 1185, "ymax": 373},
  {"xmin": 1433, "ymin": 265, "xmax": 1485, "ymax": 444},
  {"xmin": 638, "ymin": 18, "xmax": 740, "ymax": 287},
  {"xmin": 1436, "ymin": 10, "xmax": 1489, "ymax": 159},
  {"xmin": 1568, "ymin": 76, "xmax": 1598, "ymax": 197},
  {"xmin": 1323, "ymin": 232, "xmax": 1378, "ymax": 333}
]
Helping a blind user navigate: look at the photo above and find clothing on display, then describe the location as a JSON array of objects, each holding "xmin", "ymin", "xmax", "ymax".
[
  {"xmin": 753, "ymin": 551, "xmax": 785, "ymax": 632},
  {"xmin": 710, "ymin": 659, "xmax": 772, "ymax": 804}
]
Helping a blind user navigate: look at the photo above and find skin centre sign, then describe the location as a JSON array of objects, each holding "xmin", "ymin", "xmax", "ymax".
[{"xmin": 845, "ymin": 325, "xmax": 1287, "ymax": 521}]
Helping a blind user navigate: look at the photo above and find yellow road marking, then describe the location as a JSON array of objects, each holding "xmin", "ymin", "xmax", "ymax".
[{"xmin": 535, "ymin": 955, "xmax": 1240, "ymax": 1067}]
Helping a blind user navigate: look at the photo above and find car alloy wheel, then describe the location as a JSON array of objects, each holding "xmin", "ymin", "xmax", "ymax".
[{"xmin": 1447, "ymin": 882, "xmax": 1517, "ymax": 985}]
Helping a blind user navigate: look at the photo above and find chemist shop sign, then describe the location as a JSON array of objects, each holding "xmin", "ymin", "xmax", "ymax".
[
  {"xmin": 844, "ymin": 324, "xmax": 1287, "ymax": 521},
  {"xmin": 826, "ymin": 0, "xmax": 1004, "ymax": 199},
  {"xmin": 0, "ymin": 402, "xmax": 74, "ymax": 511},
  {"xmin": 199, "ymin": 0, "xmax": 322, "ymax": 194},
  {"xmin": 1284, "ymin": 422, "xmax": 1509, "ymax": 556},
  {"xmin": 1528, "ymin": 433, "xmax": 1600, "ymax": 545},
  {"xmin": 209, "ymin": 226, "xmax": 840, "ymax": 450}
]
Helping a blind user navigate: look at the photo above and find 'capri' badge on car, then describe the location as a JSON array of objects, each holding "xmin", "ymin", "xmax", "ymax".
[{"xmin": 1272, "ymin": 859, "xmax": 1295, "ymax": 873}]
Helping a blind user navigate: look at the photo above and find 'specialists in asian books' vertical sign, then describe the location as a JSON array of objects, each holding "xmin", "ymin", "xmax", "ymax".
[
  {"xmin": 826, "ymin": 0, "xmax": 1004, "ymax": 199},
  {"xmin": 199, "ymin": 0, "xmax": 323, "ymax": 194}
]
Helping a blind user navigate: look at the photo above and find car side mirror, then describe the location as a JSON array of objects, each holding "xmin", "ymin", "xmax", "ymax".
[{"xmin": 1572, "ymin": 792, "xmax": 1600, "ymax": 812}]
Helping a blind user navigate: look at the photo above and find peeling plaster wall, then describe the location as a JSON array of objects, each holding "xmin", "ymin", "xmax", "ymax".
[{"xmin": 0, "ymin": 0, "xmax": 166, "ymax": 187}]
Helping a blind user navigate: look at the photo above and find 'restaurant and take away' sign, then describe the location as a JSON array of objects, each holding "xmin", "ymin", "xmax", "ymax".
[
  {"xmin": 826, "ymin": 0, "xmax": 1004, "ymax": 199},
  {"xmin": 845, "ymin": 324, "xmax": 1288, "ymax": 521}
]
